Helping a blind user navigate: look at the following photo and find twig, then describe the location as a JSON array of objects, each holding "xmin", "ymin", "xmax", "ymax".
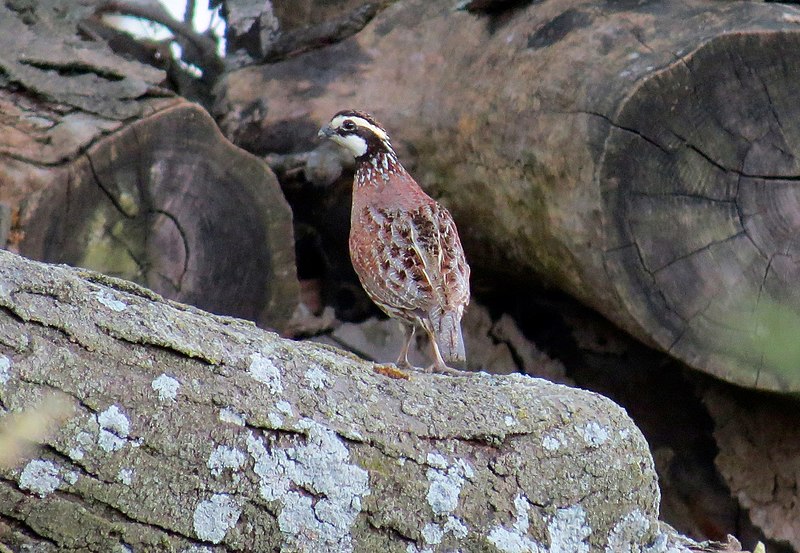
[
  {"xmin": 96, "ymin": 0, "xmax": 224, "ymax": 81},
  {"xmin": 184, "ymin": 0, "xmax": 197, "ymax": 25}
]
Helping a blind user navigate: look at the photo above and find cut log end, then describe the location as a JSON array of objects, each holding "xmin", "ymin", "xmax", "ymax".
[
  {"xmin": 214, "ymin": 0, "xmax": 800, "ymax": 391},
  {"xmin": 603, "ymin": 31, "xmax": 800, "ymax": 391},
  {"xmin": 15, "ymin": 103, "xmax": 299, "ymax": 332}
]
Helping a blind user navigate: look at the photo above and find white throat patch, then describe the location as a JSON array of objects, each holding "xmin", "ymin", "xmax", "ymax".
[{"xmin": 332, "ymin": 134, "xmax": 368, "ymax": 158}]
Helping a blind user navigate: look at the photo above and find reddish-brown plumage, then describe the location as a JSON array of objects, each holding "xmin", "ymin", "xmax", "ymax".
[{"xmin": 319, "ymin": 110, "xmax": 471, "ymax": 373}]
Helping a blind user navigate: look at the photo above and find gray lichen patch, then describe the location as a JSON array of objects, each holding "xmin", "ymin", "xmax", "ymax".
[
  {"xmin": 248, "ymin": 351, "xmax": 283, "ymax": 394},
  {"xmin": 67, "ymin": 428, "xmax": 94, "ymax": 461},
  {"xmin": 19, "ymin": 459, "xmax": 61, "ymax": 498},
  {"xmin": 425, "ymin": 452, "xmax": 474, "ymax": 516},
  {"xmin": 304, "ymin": 364, "xmax": 331, "ymax": 390},
  {"xmin": 604, "ymin": 509, "xmax": 661, "ymax": 553},
  {"xmin": 547, "ymin": 506, "xmax": 592, "ymax": 552},
  {"xmin": 0, "ymin": 354, "xmax": 10, "ymax": 385},
  {"xmin": 488, "ymin": 497, "xmax": 592, "ymax": 553},
  {"xmin": 420, "ymin": 516, "xmax": 469, "ymax": 549},
  {"xmin": 117, "ymin": 468, "xmax": 134, "ymax": 485},
  {"xmin": 246, "ymin": 418, "xmax": 370, "ymax": 551},
  {"xmin": 193, "ymin": 493, "xmax": 242, "ymax": 544},
  {"xmin": 97, "ymin": 404, "xmax": 131, "ymax": 453},
  {"xmin": 578, "ymin": 421, "xmax": 610, "ymax": 447},
  {"xmin": 151, "ymin": 373, "xmax": 180, "ymax": 402},
  {"xmin": 541, "ymin": 430, "xmax": 567, "ymax": 452},
  {"xmin": 207, "ymin": 445, "xmax": 246, "ymax": 477},
  {"xmin": 219, "ymin": 407, "xmax": 246, "ymax": 426},
  {"xmin": 93, "ymin": 290, "xmax": 128, "ymax": 312}
]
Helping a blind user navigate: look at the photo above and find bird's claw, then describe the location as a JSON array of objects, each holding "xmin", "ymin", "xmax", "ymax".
[{"xmin": 426, "ymin": 363, "xmax": 471, "ymax": 377}]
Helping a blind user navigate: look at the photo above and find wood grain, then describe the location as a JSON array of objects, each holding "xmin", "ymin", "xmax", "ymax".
[{"xmin": 217, "ymin": 0, "xmax": 800, "ymax": 390}]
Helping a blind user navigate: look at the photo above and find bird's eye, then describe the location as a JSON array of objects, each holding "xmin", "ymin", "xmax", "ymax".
[{"xmin": 342, "ymin": 120, "xmax": 356, "ymax": 131}]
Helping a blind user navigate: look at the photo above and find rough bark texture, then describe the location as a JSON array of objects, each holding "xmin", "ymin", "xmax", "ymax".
[
  {"xmin": 215, "ymin": 0, "xmax": 800, "ymax": 391},
  {"xmin": 704, "ymin": 386, "xmax": 800, "ymax": 550},
  {"xmin": 0, "ymin": 249, "xmax": 683, "ymax": 552},
  {"xmin": 0, "ymin": 1, "xmax": 299, "ymax": 332}
]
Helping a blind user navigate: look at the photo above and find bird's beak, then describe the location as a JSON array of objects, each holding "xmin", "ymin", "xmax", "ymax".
[{"xmin": 318, "ymin": 125, "xmax": 334, "ymax": 139}]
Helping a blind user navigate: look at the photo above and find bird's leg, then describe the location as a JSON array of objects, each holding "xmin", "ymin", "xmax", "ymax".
[
  {"xmin": 425, "ymin": 329, "xmax": 467, "ymax": 376},
  {"xmin": 372, "ymin": 324, "xmax": 414, "ymax": 380},
  {"xmin": 395, "ymin": 324, "xmax": 415, "ymax": 370}
]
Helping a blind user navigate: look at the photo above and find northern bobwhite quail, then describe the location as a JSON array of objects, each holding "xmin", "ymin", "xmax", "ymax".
[{"xmin": 319, "ymin": 110, "xmax": 471, "ymax": 374}]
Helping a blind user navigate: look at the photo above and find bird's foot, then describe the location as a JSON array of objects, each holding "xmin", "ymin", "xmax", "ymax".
[
  {"xmin": 425, "ymin": 363, "xmax": 471, "ymax": 377},
  {"xmin": 371, "ymin": 360, "xmax": 471, "ymax": 379}
]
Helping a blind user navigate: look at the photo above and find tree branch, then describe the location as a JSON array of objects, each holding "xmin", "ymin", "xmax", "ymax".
[
  {"xmin": 97, "ymin": 0, "xmax": 224, "ymax": 81},
  {"xmin": 184, "ymin": 0, "xmax": 197, "ymax": 25}
]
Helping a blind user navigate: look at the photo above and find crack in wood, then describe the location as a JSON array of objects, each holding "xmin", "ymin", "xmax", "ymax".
[
  {"xmin": 748, "ymin": 250, "xmax": 797, "ymax": 389},
  {"xmin": 2, "ymin": 419, "xmax": 231, "ymax": 548},
  {"xmin": 151, "ymin": 209, "xmax": 190, "ymax": 292},
  {"xmin": 722, "ymin": 44, "xmax": 794, "ymax": 164},
  {"xmin": 577, "ymin": 109, "xmax": 670, "ymax": 156},
  {"xmin": 579, "ymin": 108, "xmax": 800, "ymax": 182},
  {"xmin": 673, "ymin": 128, "xmax": 800, "ymax": 182},
  {"xmin": 0, "ymin": 503, "xmax": 61, "ymax": 549},
  {"xmin": 93, "ymin": 322, "xmax": 221, "ymax": 367},
  {"xmin": 104, "ymin": 230, "xmax": 149, "ymax": 282},
  {"xmin": 364, "ymin": 515, "xmax": 419, "ymax": 547},
  {"xmin": 77, "ymin": 271, "xmax": 165, "ymax": 304},
  {"xmin": 0, "ymin": 293, "xmax": 99, "ymax": 355},
  {"xmin": 674, "ymin": 45, "xmax": 750, "ymax": 152},
  {"xmin": 628, "ymin": 27, "xmax": 656, "ymax": 56},
  {"xmin": 648, "ymin": 230, "xmax": 746, "ymax": 275},
  {"xmin": 755, "ymin": 69, "xmax": 791, "ymax": 157},
  {"xmin": 628, "ymin": 189, "xmax": 736, "ymax": 204},
  {"xmin": 628, "ymin": 239, "xmax": 688, "ymax": 325},
  {"xmin": 18, "ymin": 59, "xmax": 125, "ymax": 82},
  {"xmin": 84, "ymin": 151, "xmax": 139, "ymax": 220},
  {"xmin": 666, "ymin": 324, "xmax": 688, "ymax": 354}
]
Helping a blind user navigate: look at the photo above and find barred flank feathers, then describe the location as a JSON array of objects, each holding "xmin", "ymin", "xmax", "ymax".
[{"xmin": 434, "ymin": 311, "xmax": 467, "ymax": 369}]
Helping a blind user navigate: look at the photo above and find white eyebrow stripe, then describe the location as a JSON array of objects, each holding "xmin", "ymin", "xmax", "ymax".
[{"xmin": 329, "ymin": 114, "xmax": 389, "ymax": 143}]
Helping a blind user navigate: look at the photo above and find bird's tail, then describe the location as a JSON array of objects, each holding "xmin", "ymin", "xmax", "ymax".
[{"xmin": 434, "ymin": 310, "xmax": 467, "ymax": 370}]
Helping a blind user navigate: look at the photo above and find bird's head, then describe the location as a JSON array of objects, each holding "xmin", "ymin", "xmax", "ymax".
[{"xmin": 318, "ymin": 110, "xmax": 394, "ymax": 160}]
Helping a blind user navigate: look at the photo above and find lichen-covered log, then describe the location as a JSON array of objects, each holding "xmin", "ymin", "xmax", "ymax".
[
  {"xmin": 0, "ymin": 1, "xmax": 299, "ymax": 331},
  {"xmin": 0, "ymin": 249, "xmax": 692, "ymax": 552},
  {"xmin": 215, "ymin": 0, "xmax": 800, "ymax": 391}
]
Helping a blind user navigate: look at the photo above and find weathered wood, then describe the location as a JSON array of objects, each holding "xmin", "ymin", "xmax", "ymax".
[
  {"xmin": 260, "ymin": 3, "xmax": 380, "ymax": 63},
  {"xmin": 16, "ymin": 103, "xmax": 299, "ymax": 330},
  {"xmin": 704, "ymin": 385, "xmax": 800, "ymax": 550},
  {"xmin": 215, "ymin": 0, "xmax": 800, "ymax": 391},
  {"xmin": 0, "ymin": 249, "xmax": 698, "ymax": 552},
  {"xmin": 223, "ymin": 0, "xmax": 382, "ymax": 64},
  {"xmin": 0, "ymin": 1, "xmax": 299, "ymax": 331}
]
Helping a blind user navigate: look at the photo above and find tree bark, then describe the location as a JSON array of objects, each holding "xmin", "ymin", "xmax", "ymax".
[
  {"xmin": 0, "ymin": 1, "xmax": 299, "ymax": 332},
  {"xmin": 0, "ymin": 248, "xmax": 690, "ymax": 552},
  {"xmin": 704, "ymin": 385, "xmax": 800, "ymax": 550},
  {"xmin": 215, "ymin": 0, "xmax": 800, "ymax": 391}
]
